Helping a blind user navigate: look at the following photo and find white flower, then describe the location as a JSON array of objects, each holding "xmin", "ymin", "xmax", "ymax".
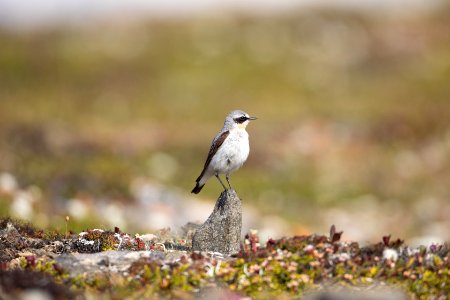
[
  {"xmin": 303, "ymin": 244, "xmax": 314, "ymax": 253},
  {"xmin": 0, "ymin": 172, "xmax": 18, "ymax": 193},
  {"xmin": 67, "ymin": 199, "xmax": 88, "ymax": 219},
  {"xmin": 11, "ymin": 191, "xmax": 33, "ymax": 220},
  {"xmin": 383, "ymin": 248, "xmax": 398, "ymax": 261}
]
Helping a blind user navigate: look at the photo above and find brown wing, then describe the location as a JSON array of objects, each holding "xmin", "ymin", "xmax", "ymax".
[{"xmin": 196, "ymin": 130, "xmax": 230, "ymax": 182}]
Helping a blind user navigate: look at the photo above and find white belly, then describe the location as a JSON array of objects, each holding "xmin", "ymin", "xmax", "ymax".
[{"xmin": 210, "ymin": 130, "xmax": 249, "ymax": 175}]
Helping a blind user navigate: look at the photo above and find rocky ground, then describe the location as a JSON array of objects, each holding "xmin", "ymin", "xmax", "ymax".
[{"xmin": 0, "ymin": 218, "xmax": 448, "ymax": 300}]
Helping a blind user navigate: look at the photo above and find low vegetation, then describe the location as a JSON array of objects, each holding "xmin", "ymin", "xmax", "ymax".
[{"xmin": 1, "ymin": 218, "xmax": 448, "ymax": 299}]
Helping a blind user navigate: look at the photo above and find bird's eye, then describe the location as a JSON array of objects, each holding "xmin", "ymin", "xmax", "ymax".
[{"xmin": 234, "ymin": 116, "xmax": 248, "ymax": 123}]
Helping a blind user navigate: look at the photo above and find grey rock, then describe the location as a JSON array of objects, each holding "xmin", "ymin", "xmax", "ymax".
[
  {"xmin": 192, "ymin": 189, "xmax": 242, "ymax": 255},
  {"xmin": 181, "ymin": 222, "xmax": 201, "ymax": 248},
  {"xmin": 304, "ymin": 285, "xmax": 408, "ymax": 300},
  {"xmin": 55, "ymin": 250, "xmax": 166, "ymax": 276}
]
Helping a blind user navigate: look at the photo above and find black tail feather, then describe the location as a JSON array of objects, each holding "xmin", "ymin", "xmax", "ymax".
[{"xmin": 191, "ymin": 182, "xmax": 204, "ymax": 194}]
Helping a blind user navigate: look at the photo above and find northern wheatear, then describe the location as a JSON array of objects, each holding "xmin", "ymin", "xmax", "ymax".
[{"xmin": 191, "ymin": 110, "xmax": 257, "ymax": 194}]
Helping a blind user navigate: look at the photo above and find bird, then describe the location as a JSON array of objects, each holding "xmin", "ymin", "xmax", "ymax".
[{"xmin": 191, "ymin": 110, "xmax": 257, "ymax": 194}]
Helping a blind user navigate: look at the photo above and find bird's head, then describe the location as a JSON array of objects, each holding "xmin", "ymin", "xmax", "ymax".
[{"xmin": 225, "ymin": 110, "xmax": 257, "ymax": 130}]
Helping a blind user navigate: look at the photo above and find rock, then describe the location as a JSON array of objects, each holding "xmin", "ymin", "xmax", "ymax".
[
  {"xmin": 305, "ymin": 288, "xmax": 408, "ymax": 300},
  {"xmin": 138, "ymin": 233, "xmax": 157, "ymax": 242},
  {"xmin": 192, "ymin": 190, "xmax": 242, "ymax": 255},
  {"xmin": 181, "ymin": 222, "xmax": 201, "ymax": 246},
  {"xmin": 55, "ymin": 250, "xmax": 166, "ymax": 275}
]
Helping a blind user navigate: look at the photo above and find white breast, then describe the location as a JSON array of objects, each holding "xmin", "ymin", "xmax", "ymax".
[{"xmin": 210, "ymin": 128, "xmax": 249, "ymax": 175}]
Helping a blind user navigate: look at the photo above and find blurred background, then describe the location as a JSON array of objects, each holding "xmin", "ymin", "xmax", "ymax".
[{"xmin": 0, "ymin": 0, "xmax": 449, "ymax": 245}]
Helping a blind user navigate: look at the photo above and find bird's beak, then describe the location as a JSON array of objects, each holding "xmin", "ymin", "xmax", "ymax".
[{"xmin": 248, "ymin": 116, "xmax": 257, "ymax": 120}]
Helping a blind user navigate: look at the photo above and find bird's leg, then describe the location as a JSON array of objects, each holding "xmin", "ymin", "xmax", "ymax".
[
  {"xmin": 226, "ymin": 174, "xmax": 232, "ymax": 190},
  {"xmin": 215, "ymin": 174, "xmax": 227, "ymax": 191}
]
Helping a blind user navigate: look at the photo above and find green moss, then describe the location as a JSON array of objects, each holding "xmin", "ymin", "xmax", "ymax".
[
  {"xmin": 82, "ymin": 230, "xmax": 120, "ymax": 251},
  {"xmin": 21, "ymin": 236, "xmax": 450, "ymax": 299},
  {"xmin": 3, "ymin": 220, "xmax": 449, "ymax": 299},
  {"xmin": 18, "ymin": 257, "xmax": 69, "ymax": 283}
]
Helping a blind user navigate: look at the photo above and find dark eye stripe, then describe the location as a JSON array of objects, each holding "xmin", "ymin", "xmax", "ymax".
[{"xmin": 234, "ymin": 116, "xmax": 248, "ymax": 124}]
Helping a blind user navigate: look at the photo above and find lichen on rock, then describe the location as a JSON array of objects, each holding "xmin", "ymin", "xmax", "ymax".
[{"xmin": 192, "ymin": 189, "xmax": 242, "ymax": 256}]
